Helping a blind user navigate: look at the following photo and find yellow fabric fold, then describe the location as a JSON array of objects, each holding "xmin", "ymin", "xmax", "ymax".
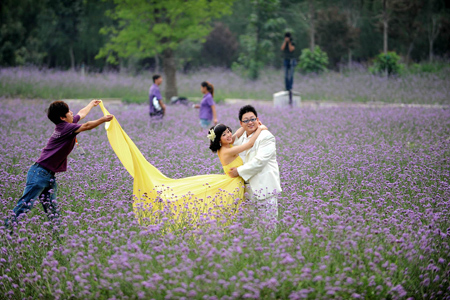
[{"xmin": 99, "ymin": 102, "xmax": 244, "ymax": 227}]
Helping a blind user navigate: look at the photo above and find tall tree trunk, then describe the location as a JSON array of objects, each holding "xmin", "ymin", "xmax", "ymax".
[
  {"xmin": 383, "ymin": 0, "xmax": 388, "ymax": 54},
  {"xmin": 252, "ymin": 18, "xmax": 261, "ymax": 80},
  {"xmin": 162, "ymin": 48, "xmax": 178, "ymax": 101},
  {"xmin": 155, "ymin": 54, "xmax": 160, "ymax": 73},
  {"xmin": 69, "ymin": 45, "xmax": 75, "ymax": 70},
  {"xmin": 406, "ymin": 42, "xmax": 414, "ymax": 64},
  {"xmin": 119, "ymin": 58, "xmax": 125, "ymax": 74},
  {"xmin": 348, "ymin": 48, "xmax": 352, "ymax": 68},
  {"xmin": 428, "ymin": 15, "xmax": 440, "ymax": 63},
  {"xmin": 429, "ymin": 40, "xmax": 434, "ymax": 63},
  {"xmin": 309, "ymin": 0, "xmax": 315, "ymax": 51},
  {"xmin": 383, "ymin": 20, "xmax": 388, "ymax": 54}
]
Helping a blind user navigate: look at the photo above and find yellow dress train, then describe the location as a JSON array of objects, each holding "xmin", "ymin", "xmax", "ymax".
[{"xmin": 99, "ymin": 102, "xmax": 244, "ymax": 228}]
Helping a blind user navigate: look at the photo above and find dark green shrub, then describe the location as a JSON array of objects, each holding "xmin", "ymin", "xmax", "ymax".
[
  {"xmin": 370, "ymin": 52, "xmax": 404, "ymax": 76},
  {"xmin": 298, "ymin": 46, "xmax": 329, "ymax": 74},
  {"xmin": 406, "ymin": 62, "xmax": 448, "ymax": 74}
]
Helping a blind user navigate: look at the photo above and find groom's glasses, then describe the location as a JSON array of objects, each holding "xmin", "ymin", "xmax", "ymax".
[{"xmin": 242, "ymin": 118, "xmax": 257, "ymax": 124}]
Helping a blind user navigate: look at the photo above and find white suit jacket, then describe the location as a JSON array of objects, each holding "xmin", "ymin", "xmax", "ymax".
[{"xmin": 234, "ymin": 130, "xmax": 282, "ymax": 199}]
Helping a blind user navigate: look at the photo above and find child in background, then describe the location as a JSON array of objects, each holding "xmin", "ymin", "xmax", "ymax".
[{"xmin": 4, "ymin": 100, "xmax": 113, "ymax": 229}]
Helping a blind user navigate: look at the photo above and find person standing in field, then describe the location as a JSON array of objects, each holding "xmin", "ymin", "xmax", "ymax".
[
  {"xmin": 228, "ymin": 105, "xmax": 281, "ymax": 228},
  {"xmin": 281, "ymin": 32, "xmax": 296, "ymax": 104},
  {"xmin": 4, "ymin": 100, "xmax": 113, "ymax": 229},
  {"xmin": 149, "ymin": 74, "xmax": 166, "ymax": 119},
  {"xmin": 194, "ymin": 81, "xmax": 218, "ymax": 129}
]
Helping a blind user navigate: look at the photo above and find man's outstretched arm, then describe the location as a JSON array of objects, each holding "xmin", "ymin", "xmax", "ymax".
[
  {"xmin": 77, "ymin": 100, "xmax": 101, "ymax": 120},
  {"xmin": 75, "ymin": 115, "xmax": 114, "ymax": 133}
]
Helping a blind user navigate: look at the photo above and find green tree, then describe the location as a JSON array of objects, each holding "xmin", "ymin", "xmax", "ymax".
[
  {"xmin": 200, "ymin": 22, "xmax": 238, "ymax": 68},
  {"xmin": 316, "ymin": 6, "xmax": 359, "ymax": 68},
  {"xmin": 36, "ymin": 0, "xmax": 84, "ymax": 69},
  {"xmin": 0, "ymin": 0, "xmax": 47, "ymax": 66},
  {"xmin": 420, "ymin": 0, "xmax": 446, "ymax": 62},
  {"xmin": 234, "ymin": 0, "xmax": 286, "ymax": 80},
  {"xmin": 295, "ymin": 0, "xmax": 321, "ymax": 52},
  {"xmin": 374, "ymin": 0, "xmax": 413, "ymax": 54},
  {"xmin": 97, "ymin": 0, "xmax": 234, "ymax": 100},
  {"xmin": 77, "ymin": 0, "xmax": 115, "ymax": 69},
  {"xmin": 389, "ymin": 0, "xmax": 424, "ymax": 63}
]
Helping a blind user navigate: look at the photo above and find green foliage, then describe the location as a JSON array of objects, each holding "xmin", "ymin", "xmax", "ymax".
[
  {"xmin": 232, "ymin": 0, "xmax": 286, "ymax": 80},
  {"xmin": 96, "ymin": 0, "xmax": 235, "ymax": 64},
  {"xmin": 316, "ymin": 6, "xmax": 359, "ymax": 68},
  {"xmin": 198, "ymin": 22, "xmax": 239, "ymax": 68},
  {"xmin": 0, "ymin": 0, "xmax": 48, "ymax": 66},
  {"xmin": 175, "ymin": 38, "xmax": 203, "ymax": 70},
  {"xmin": 370, "ymin": 51, "xmax": 404, "ymax": 76},
  {"xmin": 298, "ymin": 46, "xmax": 329, "ymax": 74},
  {"xmin": 406, "ymin": 62, "xmax": 450, "ymax": 74},
  {"xmin": 0, "ymin": 0, "xmax": 114, "ymax": 68},
  {"xmin": 2, "ymin": 0, "xmax": 450, "ymax": 72}
]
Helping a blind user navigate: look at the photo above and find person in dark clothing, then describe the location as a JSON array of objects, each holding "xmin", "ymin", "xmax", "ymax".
[{"xmin": 281, "ymin": 32, "xmax": 296, "ymax": 104}]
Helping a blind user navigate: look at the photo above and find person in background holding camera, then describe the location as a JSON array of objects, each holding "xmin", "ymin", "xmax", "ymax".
[
  {"xmin": 281, "ymin": 32, "xmax": 296, "ymax": 103},
  {"xmin": 194, "ymin": 81, "xmax": 218, "ymax": 129},
  {"xmin": 149, "ymin": 74, "xmax": 166, "ymax": 119}
]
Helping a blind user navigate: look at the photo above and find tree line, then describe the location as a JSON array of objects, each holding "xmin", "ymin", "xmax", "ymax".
[{"xmin": 1, "ymin": 0, "xmax": 449, "ymax": 99}]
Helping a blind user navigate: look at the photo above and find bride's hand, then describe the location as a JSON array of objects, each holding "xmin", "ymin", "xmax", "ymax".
[{"xmin": 259, "ymin": 124, "xmax": 268, "ymax": 130}]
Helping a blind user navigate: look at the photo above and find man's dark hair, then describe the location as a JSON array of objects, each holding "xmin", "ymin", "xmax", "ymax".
[
  {"xmin": 238, "ymin": 105, "xmax": 258, "ymax": 121},
  {"xmin": 285, "ymin": 32, "xmax": 293, "ymax": 42},
  {"xmin": 152, "ymin": 74, "xmax": 161, "ymax": 83},
  {"xmin": 47, "ymin": 101, "xmax": 69, "ymax": 124},
  {"xmin": 209, "ymin": 124, "xmax": 232, "ymax": 153}
]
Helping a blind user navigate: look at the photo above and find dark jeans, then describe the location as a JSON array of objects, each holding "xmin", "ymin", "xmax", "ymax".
[
  {"xmin": 5, "ymin": 163, "xmax": 59, "ymax": 226},
  {"xmin": 284, "ymin": 59, "xmax": 296, "ymax": 91}
]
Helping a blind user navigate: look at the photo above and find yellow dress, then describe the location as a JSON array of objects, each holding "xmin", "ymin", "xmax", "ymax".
[{"xmin": 99, "ymin": 102, "xmax": 244, "ymax": 228}]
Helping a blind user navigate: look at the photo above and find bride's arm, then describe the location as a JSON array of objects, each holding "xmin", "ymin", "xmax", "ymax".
[
  {"xmin": 222, "ymin": 125, "xmax": 267, "ymax": 157},
  {"xmin": 231, "ymin": 127, "xmax": 245, "ymax": 144}
]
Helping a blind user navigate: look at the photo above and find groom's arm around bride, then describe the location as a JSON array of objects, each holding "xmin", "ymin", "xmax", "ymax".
[{"xmin": 231, "ymin": 130, "xmax": 281, "ymax": 199}]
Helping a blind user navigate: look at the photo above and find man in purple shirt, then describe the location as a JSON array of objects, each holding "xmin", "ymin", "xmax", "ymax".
[
  {"xmin": 149, "ymin": 74, "xmax": 166, "ymax": 119},
  {"xmin": 5, "ymin": 100, "xmax": 113, "ymax": 229}
]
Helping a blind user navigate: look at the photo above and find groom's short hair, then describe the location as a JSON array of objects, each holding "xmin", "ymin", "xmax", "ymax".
[{"xmin": 239, "ymin": 105, "xmax": 258, "ymax": 121}]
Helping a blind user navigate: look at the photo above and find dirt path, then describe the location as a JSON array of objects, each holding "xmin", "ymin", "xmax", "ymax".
[
  {"xmin": 224, "ymin": 98, "xmax": 450, "ymax": 109},
  {"xmin": 19, "ymin": 97, "xmax": 447, "ymax": 110}
]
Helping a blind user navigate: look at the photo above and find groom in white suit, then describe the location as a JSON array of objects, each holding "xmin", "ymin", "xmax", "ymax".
[{"xmin": 228, "ymin": 105, "xmax": 282, "ymax": 224}]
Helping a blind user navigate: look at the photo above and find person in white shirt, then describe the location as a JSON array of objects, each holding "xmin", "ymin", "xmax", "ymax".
[{"xmin": 228, "ymin": 105, "xmax": 282, "ymax": 227}]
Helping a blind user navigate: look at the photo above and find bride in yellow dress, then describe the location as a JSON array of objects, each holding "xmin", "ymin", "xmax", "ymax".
[{"xmin": 98, "ymin": 102, "xmax": 266, "ymax": 229}]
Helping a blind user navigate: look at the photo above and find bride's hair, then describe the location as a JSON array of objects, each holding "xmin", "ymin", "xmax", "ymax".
[{"xmin": 209, "ymin": 124, "xmax": 232, "ymax": 153}]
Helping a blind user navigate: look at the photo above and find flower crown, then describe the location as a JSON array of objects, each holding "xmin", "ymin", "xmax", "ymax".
[{"xmin": 207, "ymin": 124, "xmax": 221, "ymax": 141}]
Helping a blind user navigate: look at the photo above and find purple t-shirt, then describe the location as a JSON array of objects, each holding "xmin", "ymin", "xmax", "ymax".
[
  {"xmin": 199, "ymin": 93, "xmax": 215, "ymax": 120},
  {"xmin": 36, "ymin": 115, "xmax": 82, "ymax": 173},
  {"xmin": 149, "ymin": 84, "xmax": 162, "ymax": 113}
]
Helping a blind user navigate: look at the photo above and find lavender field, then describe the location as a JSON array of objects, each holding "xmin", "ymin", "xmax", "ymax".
[
  {"xmin": 1, "ymin": 66, "xmax": 450, "ymax": 104},
  {"xmin": 0, "ymin": 98, "xmax": 449, "ymax": 299}
]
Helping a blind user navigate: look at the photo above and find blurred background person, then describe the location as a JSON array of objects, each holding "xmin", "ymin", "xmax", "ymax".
[
  {"xmin": 194, "ymin": 81, "xmax": 218, "ymax": 129},
  {"xmin": 281, "ymin": 32, "xmax": 296, "ymax": 102},
  {"xmin": 149, "ymin": 74, "xmax": 166, "ymax": 119}
]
